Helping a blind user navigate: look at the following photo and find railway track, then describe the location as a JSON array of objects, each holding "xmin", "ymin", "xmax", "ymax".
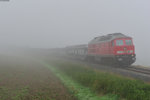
[
  {"xmin": 124, "ymin": 66, "xmax": 150, "ymax": 75},
  {"xmin": 64, "ymin": 55, "xmax": 150, "ymax": 76}
]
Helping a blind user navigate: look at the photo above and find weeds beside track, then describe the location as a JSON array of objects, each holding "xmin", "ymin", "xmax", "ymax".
[
  {"xmin": 42, "ymin": 62, "xmax": 118, "ymax": 100},
  {"xmin": 45, "ymin": 60, "xmax": 150, "ymax": 100}
]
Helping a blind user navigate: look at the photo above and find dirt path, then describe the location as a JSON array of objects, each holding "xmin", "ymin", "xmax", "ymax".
[{"xmin": 0, "ymin": 55, "xmax": 77, "ymax": 100}]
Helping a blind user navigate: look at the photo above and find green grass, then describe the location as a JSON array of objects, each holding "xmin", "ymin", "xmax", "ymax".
[
  {"xmin": 0, "ymin": 86, "xmax": 56, "ymax": 100},
  {"xmin": 0, "ymin": 86, "xmax": 29, "ymax": 100},
  {"xmin": 45, "ymin": 60, "xmax": 150, "ymax": 100},
  {"xmin": 42, "ymin": 62, "xmax": 117, "ymax": 100}
]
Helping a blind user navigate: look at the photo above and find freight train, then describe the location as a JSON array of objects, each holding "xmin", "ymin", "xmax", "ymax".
[{"xmin": 65, "ymin": 33, "xmax": 136, "ymax": 66}]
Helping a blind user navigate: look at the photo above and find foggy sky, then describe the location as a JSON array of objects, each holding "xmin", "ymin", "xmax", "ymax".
[{"xmin": 0, "ymin": 0, "xmax": 150, "ymax": 65}]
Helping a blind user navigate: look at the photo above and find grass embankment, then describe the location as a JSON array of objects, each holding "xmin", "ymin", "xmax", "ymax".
[
  {"xmin": 43, "ymin": 62, "xmax": 118, "ymax": 100},
  {"xmin": 46, "ymin": 60, "xmax": 150, "ymax": 100}
]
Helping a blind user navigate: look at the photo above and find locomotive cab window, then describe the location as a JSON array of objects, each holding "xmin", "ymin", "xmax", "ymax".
[
  {"xmin": 125, "ymin": 40, "xmax": 132, "ymax": 45},
  {"xmin": 112, "ymin": 41, "xmax": 114, "ymax": 46},
  {"xmin": 116, "ymin": 40, "xmax": 124, "ymax": 46}
]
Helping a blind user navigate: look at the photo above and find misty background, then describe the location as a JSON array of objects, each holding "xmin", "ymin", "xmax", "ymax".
[{"xmin": 0, "ymin": 0, "xmax": 150, "ymax": 66}]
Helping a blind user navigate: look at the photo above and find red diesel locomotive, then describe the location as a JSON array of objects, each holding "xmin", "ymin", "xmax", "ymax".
[{"xmin": 66, "ymin": 33, "xmax": 136, "ymax": 66}]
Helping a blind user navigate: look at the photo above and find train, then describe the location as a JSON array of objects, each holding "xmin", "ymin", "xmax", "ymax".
[{"xmin": 65, "ymin": 33, "xmax": 136, "ymax": 66}]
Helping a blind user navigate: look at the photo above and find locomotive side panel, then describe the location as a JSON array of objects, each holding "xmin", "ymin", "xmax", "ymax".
[{"xmin": 88, "ymin": 41, "xmax": 113, "ymax": 57}]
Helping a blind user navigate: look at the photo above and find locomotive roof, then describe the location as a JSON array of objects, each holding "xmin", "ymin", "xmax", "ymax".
[{"xmin": 89, "ymin": 33, "xmax": 132, "ymax": 44}]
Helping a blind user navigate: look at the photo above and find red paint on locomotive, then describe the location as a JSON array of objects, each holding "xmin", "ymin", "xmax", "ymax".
[
  {"xmin": 88, "ymin": 34, "xmax": 135, "ymax": 55},
  {"xmin": 88, "ymin": 33, "xmax": 136, "ymax": 65}
]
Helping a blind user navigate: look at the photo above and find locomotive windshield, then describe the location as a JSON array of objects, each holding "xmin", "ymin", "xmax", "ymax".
[
  {"xmin": 125, "ymin": 40, "xmax": 132, "ymax": 45},
  {"xmin": 115, "ymin": 39, "xmax": 132, "ymax": 46},
  {"xmin": 116, "ymin": 40, "xmax": 124, "ymax": 46}
]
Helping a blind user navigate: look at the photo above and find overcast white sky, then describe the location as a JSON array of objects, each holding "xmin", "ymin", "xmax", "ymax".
[{"xmin": 0, "ymin": 0, "xmax": 150, "ymax": 65}]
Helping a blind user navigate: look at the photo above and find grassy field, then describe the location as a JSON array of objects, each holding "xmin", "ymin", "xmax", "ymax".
[
  {"xmin": 0, "ymin": 55, "xmax": 76, "ymax": 100},
  {"xmin": 1, "ymin": 54, "xmax": 150, "ymax": 100},
  {"xmin": 44, "ymin": 59, "xmax": 150, "ymax": 100}
]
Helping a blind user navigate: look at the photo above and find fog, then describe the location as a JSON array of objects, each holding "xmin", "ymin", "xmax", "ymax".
[{"xmin": 0, "ymin": 0, "xmax": 150, "ymax": 65}]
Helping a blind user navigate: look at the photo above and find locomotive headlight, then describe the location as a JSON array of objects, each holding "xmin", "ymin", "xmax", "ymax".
[
  {"xmin": 132, "ymin": 54, "xmax": 135, "ymax": 57},
  {"xmin": 117, "ymin": 51, "xmax": 124, "ymax": 54}
]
